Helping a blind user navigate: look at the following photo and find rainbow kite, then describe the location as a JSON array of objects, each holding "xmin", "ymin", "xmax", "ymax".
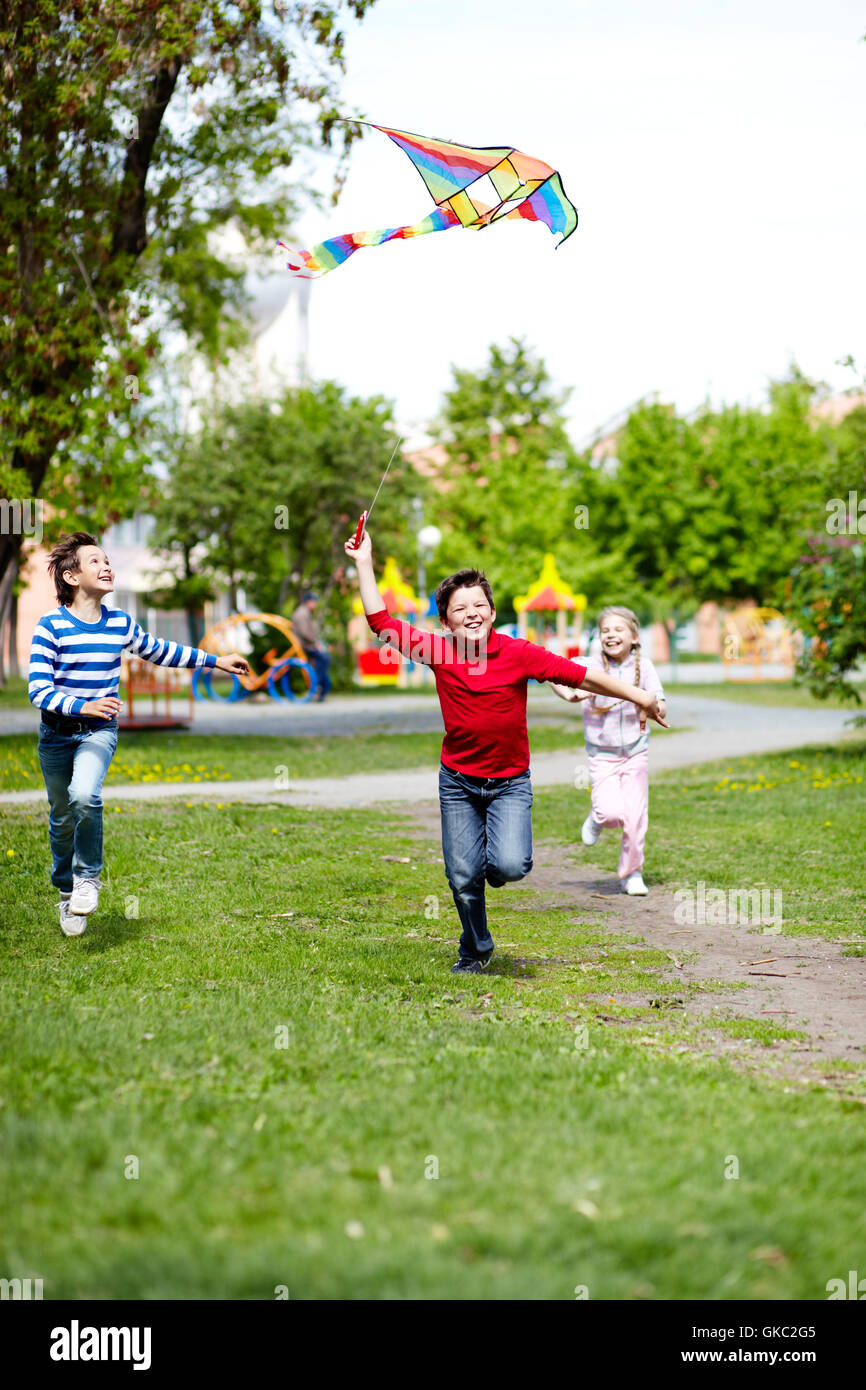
[{"xmin": 279, "ymin": 122, "xmax": 577, "ymax": 278}]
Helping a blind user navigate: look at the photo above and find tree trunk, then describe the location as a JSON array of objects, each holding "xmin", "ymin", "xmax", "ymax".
[
  {"xmin": 186, "ymin": 607, "xmax": 204, "ymax": 645},
  {"xmin": 277, "ymin": 538, "xmax": 292, "ymax": 613},
  {"xmin": 0, "ymin": 57, "xmax": 185, "ymax": 632},
  {"xmin": 8, "ymin": 563, "xmax": 20, "ymax": 678},
  {"xmin": 0, "ymin": 551, "xmax": 18, "ymax": 688}
]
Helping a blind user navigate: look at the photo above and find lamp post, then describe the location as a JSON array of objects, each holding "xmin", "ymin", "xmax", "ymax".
[{"xmin": 417, "ymin": 523, "xmax": 442, "ymax": 614}]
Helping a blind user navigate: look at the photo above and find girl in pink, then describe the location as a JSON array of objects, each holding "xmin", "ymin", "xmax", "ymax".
[{"xmin": 552, "ymin": 606, "xmax": 666, "ymax": 895}]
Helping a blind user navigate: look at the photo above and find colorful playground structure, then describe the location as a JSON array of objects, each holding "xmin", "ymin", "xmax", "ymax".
[
  {"xmin": 721, "ymin": 605, "xmax": 797, "ymax": 680},
  {"xmin": 118, "ymin": 655, "xmax": 196, "ymax": 730},
  {"xmin": 192, "ymin": 612, "xmax": 318, "ymax": 703},
  {"xmin": 350, "ymin": 552, "xmax": 589, "ymax": 685},
  {"xmin": 514, "ymin": 553, "xmax": 587, "ymax": 658},
  {"xmin": 165, "ymin": 582, "xmax": 799, "ymax": 709},
  {"xmin": 351, "ymin": 557, "xmax": 427, "ymax": 686}
]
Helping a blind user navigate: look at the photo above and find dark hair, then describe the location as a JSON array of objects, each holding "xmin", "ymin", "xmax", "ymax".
[
  {"xmin": 47, "ymin": 532, "xmax": 99, "ymax": 605},
  {"xmin": 435, "ymin": 568, "xmax": 495, "ymax": 622}
]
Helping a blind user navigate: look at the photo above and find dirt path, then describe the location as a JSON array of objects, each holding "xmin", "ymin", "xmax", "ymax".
[{"xmin": 403, "ymin": 800, "xmax": 866, "ymax": 1096}]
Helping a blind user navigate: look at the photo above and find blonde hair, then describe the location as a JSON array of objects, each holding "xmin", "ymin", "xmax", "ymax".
[{"xmin": 596, "ymin": 605, "xmax": 641, "ymax": 687}]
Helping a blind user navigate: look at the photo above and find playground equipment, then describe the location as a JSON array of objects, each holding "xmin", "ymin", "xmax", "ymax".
[
  {"xmin": 192, "ymin": 612, "xmax": 317, "ymax": 703},
  {"xmin": 351, "ymin": 557, "xmax": 424, "ymax": 686},
  {"xmin": 119, "ymin": 655, "xmax": 195, "ymax": 730},
  {"xmin": 514, "ymin": 554, "xmax": 587, "ymax": 658},
  {"xmin": 721, "ymin": 606, "xmax": 796, "ymax": 680}
]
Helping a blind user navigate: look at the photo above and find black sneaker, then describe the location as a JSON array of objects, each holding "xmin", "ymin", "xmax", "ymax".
[
  {"xmin": 451, "ymin": 958, "xmax": 484, "ymax": 974},
  {"xmin": 478, "ymin": 949, "xmax": 493, "ymax": 968}
]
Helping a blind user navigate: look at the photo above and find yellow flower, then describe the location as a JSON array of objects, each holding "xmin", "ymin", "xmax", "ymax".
[{"xmin": 6, "ymin": 849, "xmax": 14, "ymax": 859}]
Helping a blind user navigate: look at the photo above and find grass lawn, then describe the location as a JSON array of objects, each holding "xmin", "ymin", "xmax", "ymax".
[
  {"xmin": 0, "ymin": 742, "xmax": 864, "ymax": 1300},
  {"xmin": 0, "ymin": 713, "xmax": 687, "ymax": 794},
  {"xmin": 0, "ymin": 675, "xmax": 31, "ymax": 708},
  {"xmin": 664, "ymin": 679, "xmax": 866, "ymax": 711},
  {"xmin": 0, "ymin": 726, "xmax": 581, "ymax": 792},
  {"xmin": 536, "ymin": 740, "xmax": 866, "ymax": 941}
]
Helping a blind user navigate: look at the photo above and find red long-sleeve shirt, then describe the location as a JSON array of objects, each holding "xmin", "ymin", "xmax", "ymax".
[{"xmin": 367, "ymin": 609, "xmax": 587, "ymax": 777}]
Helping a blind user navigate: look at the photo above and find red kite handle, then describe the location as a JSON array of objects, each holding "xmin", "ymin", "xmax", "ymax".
[{"xmin": 350, "ymin": 511, "xmax": 367, "ymax": 550}]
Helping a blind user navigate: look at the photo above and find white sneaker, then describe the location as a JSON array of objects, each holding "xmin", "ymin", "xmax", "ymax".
[
  {"xmin": 70, "ymin": 875, "xmax": 101, "ymax": 915},
  {"xmin": 581, "ymin": 814, "xmax": 603, "ymax": 846},
  {"xmin": 621, "ymin": 871, "xmax": 648, "ymax": 896},
  {"xmin": 60, "ymin": 897, "xmax": 87, "ymax": 937}
]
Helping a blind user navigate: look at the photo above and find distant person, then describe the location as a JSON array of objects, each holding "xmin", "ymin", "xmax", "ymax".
[
  {"xmin": 345, "ymin": 530, "xmax": 667, "ymax": 973},
  {"xmin": 29, "ymin": 533, "xmax": 250, "ymax": 937},
  {"xmin": 291, "ymin": 591, "xmax": 331, "ymax": 702},
  {"xmin": 552, "ymin": 606, "xmax": 666, "ymax": 895}
]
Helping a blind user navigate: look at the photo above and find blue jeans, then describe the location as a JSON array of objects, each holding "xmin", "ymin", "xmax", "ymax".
[
  {"xmin": 306, "ymin": 648, "xmax": 331, "ymax": 700},
  {"xmin": 438, "ymin": 763, "xmax": 534, "ymax": 961},
  {"xmin": 37, "ymin": 720, "xmax": 118, "ymax": 892}
]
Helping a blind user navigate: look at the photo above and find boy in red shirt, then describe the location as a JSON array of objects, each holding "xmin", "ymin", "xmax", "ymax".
[{"xmin": 346, "ymin": 531, "xmax": 667, "ymax": 973}]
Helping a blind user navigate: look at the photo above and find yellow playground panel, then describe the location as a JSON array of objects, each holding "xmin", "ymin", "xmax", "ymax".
[
  {"xmin": 721, "ymin": 606, "xmax": 796, "ymax": 680},
  {"xmin": 514, "ymin": 553, "xmax": 587, "ymax": 656}
]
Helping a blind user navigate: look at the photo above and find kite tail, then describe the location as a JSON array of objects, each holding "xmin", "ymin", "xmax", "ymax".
[{"xmin": 279, "ymin": 206, "xmax": 460, "ymax": 278}]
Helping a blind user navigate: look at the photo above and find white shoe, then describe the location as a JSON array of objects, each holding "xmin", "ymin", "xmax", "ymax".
[
  {"xmin": 621, "ymin": 871, "xmax": 648, "ymax": 896},
  {"xmin": 70, "ymin": 875, "xmax": 101, "ymax": 915},
  {"xmin": 60, "ymin": 897, "xmax": 87, "ymax": 937},
  {"xmin": 581, "ymin": 814, "xmax": 603, "ymax": 846}
]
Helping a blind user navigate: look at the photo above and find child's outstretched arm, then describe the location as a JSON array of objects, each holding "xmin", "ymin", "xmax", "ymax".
[
  {"xmin": 126, "ymin": 619, "xmax": 250, "ymax": 677},
  {"xmin": 580, "ymin": 667, "xmax": 669, "ymax": 730},
  {"xmin": 550, "ymin": 682, "xmax": 594, "ymax": 704}
]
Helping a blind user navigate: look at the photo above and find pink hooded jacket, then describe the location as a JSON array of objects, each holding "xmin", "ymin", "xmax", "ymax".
[{"xmin": 581, "ymin": 640, "xmax": 665, "ymax": 759}]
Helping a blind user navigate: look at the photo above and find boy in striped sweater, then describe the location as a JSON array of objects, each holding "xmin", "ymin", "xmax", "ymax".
[{"xmin": 29, "ymin": 533, "xmax": 250, "ymax": 937}]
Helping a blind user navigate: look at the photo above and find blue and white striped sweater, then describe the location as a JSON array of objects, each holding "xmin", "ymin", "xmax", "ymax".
[{"xmin": 29, "ymin": 606, "xmax": 217, "ymax": 716}]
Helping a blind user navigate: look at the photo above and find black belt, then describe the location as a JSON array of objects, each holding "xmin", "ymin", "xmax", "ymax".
[
  {"xmin": 441, "ymin": 763, "xmax": 527, "ymax": 786},
  {"xmin": 41, "ymin": 710, "xmax": 116, "ymax": 734}
]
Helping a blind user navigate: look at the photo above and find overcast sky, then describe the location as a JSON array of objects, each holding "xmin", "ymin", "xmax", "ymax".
[{"xmin": 285, "ymin": 0, "xmax": 865, "ymax": 444}]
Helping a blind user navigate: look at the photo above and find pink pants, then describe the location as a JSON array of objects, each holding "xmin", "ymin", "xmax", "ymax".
[{"xmin": 588, "ymin": 749, "xmax": 649, "ymax": 878}]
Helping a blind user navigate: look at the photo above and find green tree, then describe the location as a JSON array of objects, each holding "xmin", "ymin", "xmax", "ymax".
[
  {"xmin": 785, "ymin": 401, "xmax": 866, "ymax": 703},
  {"xmin": 590, "ymin": 369, "xmax": 834, "ymax": 633},
  {"xmin": 149, "ymin": 383, "xmax": 423, "ymax": 683},
  {"xmin": 787, "ymin": 538, "xmax": 866, "ymax": 704},
  {"xmin": 433, "ymin": 339, "xmax": 628, "ymax": 614},
  {"xmin": 0, "ymin": 0, "xmax": 376, "ymax": 674}
]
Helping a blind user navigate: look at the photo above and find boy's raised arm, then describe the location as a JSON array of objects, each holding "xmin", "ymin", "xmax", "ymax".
[
  {"xmin": 344, "ymin": 529, "xmax": 443, "ymax": 668},
  {"xmin": 344, "ymin": 530, "xmax": 386, "ymax": 614}
]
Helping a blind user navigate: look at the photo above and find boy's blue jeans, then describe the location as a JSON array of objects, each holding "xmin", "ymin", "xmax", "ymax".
[
  {"xmin": 37, "ymin": 719, "xmax": 118, "ymax": 893},
  {"xmin": 438, "ymin": 763, "xmax": 533, "ymax": 962}
]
